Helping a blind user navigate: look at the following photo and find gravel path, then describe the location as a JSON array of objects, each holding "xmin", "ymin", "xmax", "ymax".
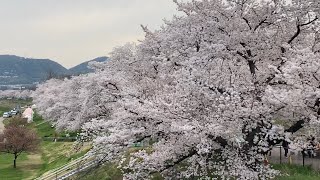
[{"xmin": 0, "ymin": 117, "xmax": 4, "ymax": 134}]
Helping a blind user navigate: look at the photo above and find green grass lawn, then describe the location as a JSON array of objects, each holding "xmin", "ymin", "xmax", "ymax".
[
  {"xmin": 0, "ymin": 106, "xmax": 10, "ymax": 116},
  {"xmin": 71, "ymin": 162, "xmax": 123, "ymax": 180},
  {"xmin": 0, "ymin": 153, "xmax": 38, "ymax": 180},
  {"xmin": 0, "ymin": 153, "xmax": 26, "ymax": 179},
  {"xmin": 29, "ymin": 113, "xmax": 56, "ymax": 138},
  {"xmin": 26, "ymin": 113, "xmax": 91, "ymax": 178},
  {"xmin": 39, "ymin": 141, "xmax": 90, "ymax": 175},
  {"xmin": 273, "ymin": 164, "xmax": 320, "ymax": 180}
]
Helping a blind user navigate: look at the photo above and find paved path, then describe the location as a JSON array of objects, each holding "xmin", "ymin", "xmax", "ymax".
[
  {"xmin": 0, "ymin": 117, "xmax": 4, "ymax": 134},
  {"xmin": 268, "ymin": 146, "xmax": 320, "ymax": 170}
]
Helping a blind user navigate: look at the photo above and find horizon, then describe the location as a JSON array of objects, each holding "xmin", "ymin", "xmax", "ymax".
[{"xmin": 0, "ymin": 0, "xmax": 180, "ymax": 68}]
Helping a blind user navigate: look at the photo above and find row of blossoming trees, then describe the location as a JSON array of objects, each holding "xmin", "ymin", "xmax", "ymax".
[
  {"xmin": 0, "ymin": 90, "xmax": 32, "ymax": 99},
  {"xmin": 32, "ymin": 0, "xmax": 320, "ymax": 179}
]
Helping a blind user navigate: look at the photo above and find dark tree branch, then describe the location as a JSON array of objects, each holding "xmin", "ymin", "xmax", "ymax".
[
  {"xmin": 238, "ymin": 42, "xmax": 256, "ymax": 76},
  {"xmin": 242, "ymin": 17, "xmax": 252, "ymax": 30},
  {"xmin": 213, "ymin": 136, "xmax": 228, "ymax": 147},
  {"xmin": 315, "ymin": 98, "xmax": 320, "ymax": 107},
  {"xmin": 288, "ymin": 24, "xmax": 301, "ymax": 44},
  {"xmin": 248, "ymin": 60, "xmax": 256, "ymax": 75},
  {"xmin": 159, "ymin": 149, "xmax": 197, "ymax": 173},
  {"xmin": 285, "ymin": 120, "xmax": 305, "ymax": 133},
  {"xmin": 300, "ymin": 16, "xmax": 318, "ymax": 26},
  {"xmin": 254, "ymin": 18, "xmax": 267, "ymax": 31},
  {"xmin": 266, "ymin": 119, "xmax": 307, "ymax": 149},
  {"xmin": 288, "ymin": 16, "xmax": 318, "ymax": 44},
  {"xmin": 236, "ymin": 51, "xmax": 248, "ymax": 60},
  {"xmin": 107, "ymin": 82, "xmax": 119, "ymax": 91},
  {"xmin": 313, "ymin": 73, "xmax": 319, "ymax": 82},
  {"xmin": 152, "ymin": 134, "xmax": 229, "ymax": 175}
]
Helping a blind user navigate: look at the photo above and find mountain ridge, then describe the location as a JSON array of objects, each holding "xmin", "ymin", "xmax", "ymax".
[
  {"xmin": 0, "ymin": 55, "xmax": 108, "ymax": 85},
  {"xmin": 69, "ymin": 56, "xmax": 108, "ymax": 75}
]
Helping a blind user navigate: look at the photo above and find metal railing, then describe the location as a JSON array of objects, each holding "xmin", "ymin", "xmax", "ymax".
[{"xmin": 35, "ymin": 155, "xmax": 98, "ymax": 180}]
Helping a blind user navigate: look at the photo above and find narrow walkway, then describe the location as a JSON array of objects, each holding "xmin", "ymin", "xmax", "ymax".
[
  {"xmin": 0, "ymin": 117, "xmax": 5, "ymax": 134},
  {"xmin": 269, "ymin": 146, "xmax": 320, "ymax": 170}
]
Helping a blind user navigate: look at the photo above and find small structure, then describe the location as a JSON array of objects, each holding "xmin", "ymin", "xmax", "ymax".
[{"xmin": 22, "ymin": 107, "xmax": 34, "ymax": 123}]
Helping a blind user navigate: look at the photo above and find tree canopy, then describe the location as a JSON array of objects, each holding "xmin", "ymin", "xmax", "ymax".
[{"xmin": 33, "ymin": 0, "xmax": 320, "ymax": 179}]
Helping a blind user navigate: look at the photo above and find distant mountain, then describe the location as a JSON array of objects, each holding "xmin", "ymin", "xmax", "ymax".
[
  {"xmin": 0, "ymin": 55, "xmax": 109, "ymax": 86},
  {"xmin": 69, "ymin": 56, "xmax": 108, "ymax": 75},
  {"xmin": 0, "ymin": 55, "xmax": 69, "ymax": 85}
]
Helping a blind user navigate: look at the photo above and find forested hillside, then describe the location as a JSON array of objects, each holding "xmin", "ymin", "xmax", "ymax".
[{"xmin": 0, "ymin": 55, "xmax": 108, "ymax": 85}]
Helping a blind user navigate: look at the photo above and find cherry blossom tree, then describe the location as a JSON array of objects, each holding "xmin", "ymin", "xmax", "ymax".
[
  {"xmin": 0, "ymin": 125, "xmax": 39, "ymax": 168},
  {"xmin": 33, "ymin": 67, "xmax": 123, "ymax": 131},
  {"xmin": 0, "ymin": 90, "xmax": 32, "ymax": 99},
  {"xmin": 33, "ymin": 0, "xmax": 320, "ymax": 179}
]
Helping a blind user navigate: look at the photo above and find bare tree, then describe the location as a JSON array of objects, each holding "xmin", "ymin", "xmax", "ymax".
[
  {"xmin": 46, "ymin": 68, "xmax": 57, "ymax": 80},
  {"xmin": 0, "ymin": 126, "xmax": 39, "ymax": 168},
  {"xmin": 45, "ymin": 68, "xmax": 72, "ymax": 81},
  {"xmin": 4, "ymin": 117, "xmax": 28, "ymax": 128}
]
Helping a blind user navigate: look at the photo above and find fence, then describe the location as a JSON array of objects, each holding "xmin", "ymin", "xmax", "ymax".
[
  {"xmin": 35, "ymin": 155, "xmax": 98, "ymax": 180},
  {"xmin": 267, "ymin": 145, "xmax": 320, "ymax": 170}
]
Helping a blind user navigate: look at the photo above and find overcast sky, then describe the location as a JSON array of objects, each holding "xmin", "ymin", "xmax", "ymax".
[{"xmin": 0, "ymin": 0, "xmax": 180, "ymax": 68}]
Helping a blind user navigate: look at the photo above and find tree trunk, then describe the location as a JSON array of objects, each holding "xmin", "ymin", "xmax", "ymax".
[{"xmin": 13, "ymin": 154, "xmax": 17, "ymax": 168}]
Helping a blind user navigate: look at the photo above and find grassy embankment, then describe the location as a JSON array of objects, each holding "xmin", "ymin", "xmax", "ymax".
[
  {"xmin": 273, "ymin": 164, "xmax": 320, "ymax": 180},
  {"xmin": 74, "ymin": 163, "xmax": 320, "ymax": 180},
  {"xmin": 0, "ymin": 99, "xmax": 90, "ymax": 180}
]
